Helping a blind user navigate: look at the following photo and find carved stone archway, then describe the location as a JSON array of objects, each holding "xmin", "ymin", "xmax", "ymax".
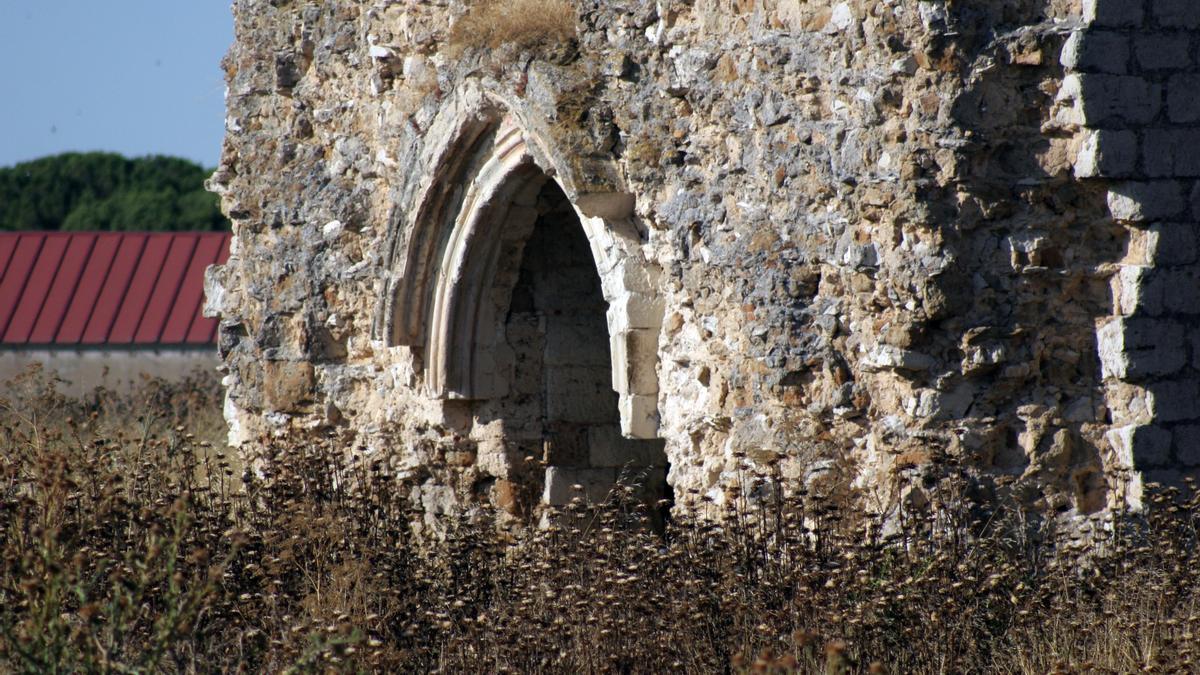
[{"xmin": 376, "ymin": 91, "xmax": 664, "ymax": 439}]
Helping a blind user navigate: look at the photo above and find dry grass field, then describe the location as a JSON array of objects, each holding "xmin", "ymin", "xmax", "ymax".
[{"xmin": 2, "ymin": 366, "xmax": 1200, "ymax": 673}]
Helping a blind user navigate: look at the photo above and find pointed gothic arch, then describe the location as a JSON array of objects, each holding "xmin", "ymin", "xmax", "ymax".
[{"xmin": 376, "ymin": 92, "xmax": 664, "ymax": 439}]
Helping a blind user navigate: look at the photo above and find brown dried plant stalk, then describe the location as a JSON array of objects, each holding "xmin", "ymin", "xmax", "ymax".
[
  {"xmin": 449, "ymin": 0, "xmax": 576, "ymax": 52},
  {"xmin": 3, "ymin": 367, "xmax": 1200, "ymax": 672}
]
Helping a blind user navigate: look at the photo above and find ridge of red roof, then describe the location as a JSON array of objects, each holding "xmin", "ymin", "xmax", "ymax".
[{"xmin": 0, "ymin": 231, "xmax": 230, "ymax": 347}]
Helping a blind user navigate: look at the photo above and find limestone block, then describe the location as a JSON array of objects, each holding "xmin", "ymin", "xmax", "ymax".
[
  {"xmin": 544, "ymin": 423, "xmax": 590, "ymax": 467},
  {"xmin": 1149, "ymin": 378, "xmax": 1200, "ymax": 422},
  {"xmin": 1113, "ymin": 265, "xmax": 1162, "ymax": 316},
  {"xmin": 587, "ymin": 424, "xmax": 668, "ymax": 468},
  {"xmin": 610, "ymin": 329, "xmax": 660, "ymax": 396},
  {"xmin": 1099, "ymin": 317, "xmax": 1187, "ymax": 380},
  {"xmin": 469, "ymin": 348, "xmax": 510, "ymax": 399},
  {"xmin": 600, "ymin": 258, "xmax": 658, "ymax": 300},
  {"xmin": 544, "ymin": 320, "xmax": 611, "ymax": 367},
  {"xmin": 1075, "ymin": 74, "xmax": 1161, "ymax": 126},
  {"xmin": 1143, "ymin": 130, "xmax": 1200, "ymax": 178},
  {"xmin": 1107, "ymin": 424, "xmax": 1172, "ymax": 468},
  {"xmin": 1167, "ymin": 74, "xmax": 1200, "ymax": 123},
  {"xmin": 510, "ymin": 364, "xmax": 543, "ymax": 396},
  {"xmin": 262, "ymin": 360, "xmax": 315, "ymax": 412},
  {"xmin": 1134, "ymin": 33, "xmax": 1192, "ymax": 71},
  {"xmin": 1153, "ymin": 0, "xmax": 1200, "ymax": 28},
  {"xmin": 543, "ymin": 466, "xmax": 618, "ymax": 505},
  {"xmin": 1084, "ymin": 0, "xmax": 1144, "ymax": 26},
  {"xmin": 1107, "ymin": 181, "xmax": 1185, "ymax": 222},
  {"xmin": 1074, "ymin": 129, "xmax": 1138, "ymax": 178},
  {"xmin": 606, "ymin": 292, "xmax": 664, "ymax": 333},
  {"xmin": 1061, "ymin": 30, "xmax": 1129, "ymax": 74},
  {"xmin": 1162, "ymin": 268, "xmax": 1200, "ymax": 314},
  {"xmin": 575, "ymin": 192, "xmax": 635, "ymax": 219},
  {"xmin": 1143, "ymin": 468, "xmax": 1186, "ymax": 487},
  {"xmin": 545, "ymin": 365, "xmax": 621, "ymax": 424},
  {"xmin": 1176, "ymin": 427, "xmax": 1200, "ymax": 465},
  {"xmin": 1146, "ymin": 223, "xmax": 1198, "ymax": 266},
  {"xmin": 619, "ymin": 393, "xmax": 660, "ymax": 439}
]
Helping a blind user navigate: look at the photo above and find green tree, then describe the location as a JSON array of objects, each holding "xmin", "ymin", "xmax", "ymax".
[{"xmin": 0, "ymin": 152, "xmax": 229, "ymax": 232}]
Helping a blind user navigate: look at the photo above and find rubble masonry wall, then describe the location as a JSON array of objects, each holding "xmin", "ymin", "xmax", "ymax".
[{"xmin": 205, "ymin": 0, "xmax": 1200, "ymax": 526}]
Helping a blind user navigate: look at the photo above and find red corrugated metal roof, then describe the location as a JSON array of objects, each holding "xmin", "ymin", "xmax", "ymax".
[{"xmin": 0, "ymin": 232, "xmax": 230, "ymax": 346}]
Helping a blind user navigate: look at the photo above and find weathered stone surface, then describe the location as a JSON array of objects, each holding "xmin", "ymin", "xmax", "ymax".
[
  {"xmin": 1108, "ymin": 182, "xmax": 1186, "ymax": 221},
  {"xmin": 1075, "ymin": 74, "xmax": 1161, "ymax": 126},
  {"xmin": 1176, "ymin": 427, "xmax": 1200, "ymax": 466},
  {"xmin": 1063, "ymin": 31, "xmax": 1129, "ymax": 74},
  {"xmin": 1075, "ymin": 129, "xmax": 1138, "ymax": 178},
  {"xmin": 1149, "ymin": 378, "xmax": 1200, "ymax": 422},
  {"xmin": 1099, "ymin": 318, "xmax": 1187, "ymax": 380},
  {"xmin": 1144, "ymin": 130, "xmax": 1200, "ymax": 178},
  {"xmin": 1146, "ymin": 223, "xmax": 1198, "ymax": 266},
  {"xmin": 1134, "ymin": 33, "xmax": 1191, "ymax": 71},
  {"xmin": 209, "ymin": 0, "xmax": 1200, "ymax": 525},
  {"xmin": 1153, "ymin": 0, "xmax": 1200, "ymax": 29},
  {"xmin": 1086, "ymin": 0, "xmax": 1144, "ymax": 27},
  {"xmin": 262, "ymin": 361, "xmax": 314, "ymax": 412},
  {"xmin": 1168, "ymin": 74, "xmax": 1200, "ymax": 123}
]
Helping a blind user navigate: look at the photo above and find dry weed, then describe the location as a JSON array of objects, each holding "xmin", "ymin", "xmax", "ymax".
[
  {"xmin": 3, "ymin": 368, "xmax": 1200, "ymax": 672},
  {"xmin": 449, "ymin": 0, "xmax": 576, "ymax": 52}
]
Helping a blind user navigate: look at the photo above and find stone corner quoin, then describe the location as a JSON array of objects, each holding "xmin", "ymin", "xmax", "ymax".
[{"xmin": 205, "ymin": 0, "xmax": 1200, "ymax": 525}]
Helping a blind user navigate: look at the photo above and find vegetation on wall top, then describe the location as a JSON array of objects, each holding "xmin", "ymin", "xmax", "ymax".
[
  {"xmin": 0, "ymin": 152, "xmax": 229, "ymax": 232},
  {"xmin": 449, "ymin": 0, "xmax": 576, "ymax": 53}
]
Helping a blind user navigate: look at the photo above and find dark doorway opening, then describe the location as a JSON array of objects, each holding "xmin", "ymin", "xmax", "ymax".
[{"xmin": 495, "ymin": 180, "xmax": 669, "ymax": 517}]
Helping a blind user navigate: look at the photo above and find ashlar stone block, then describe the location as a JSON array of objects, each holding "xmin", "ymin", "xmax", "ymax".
[
  {"xmin": 1176, "ymin": 426, "xmax": 1200, "ymax": 466},
  {"xmin": 605, "ymin": 292, "xmax": 664, "ymax": 333},
  {"xmin": 1168, "ymin": 74, "xmax": 1200, "ymax": 123},
  {"xmin": 544, "ymin": 320, "xmax": 611, "ymax": 367},
  {"xmin": 1074, "ymin": 129, "xmax": 1138, "ymax": 178},
  {"xmin": 587, "ymin": 424, "xmax": 668, "ymax": 468},
  {"xmin": 1085, "ymin": 0, "xmax": 1144, "ymax": 27},
  {"xmin": 1114, "ymin": 424, "xmax": 1174, "ymax": 468},
  {"xmin": 1134, "ymin": 33, "xmax": 1192, "ymax": 71},
  {"xmin": 619, "ymin": 393, "xmax": 660, "ymax": 439},
  {"xmin": 610, "ymin": 329, "xmax": 660, "ymax": 396},
  {"xmin": 543, "ymin": 466, "xmax": 618, "ymax": 505},
  {"xmin": 545, "ymin": 365, "xmax": 620, "ymax": 424},
  {"xmin": 1149, "ymin": 378, "xmax": 1200, "ymax": 422},
  {"xmin": 1075, "ymin": 74, "xmax": 1161, "ymax": 126},
  {"xmin": 1143, "ymin": 130, "xmax": 1200, "ymax": 178},
  {"xmin": 1162, "ymin": 268, "xmax": 1200, "ymax": 314},
  {"xmin": 1098, "ymin": 317, "xmax": 1186, "ymax": 380},
  {"xmin": 1107, "ymin": 181, "xmax": 1185, "ymax": 222},
  {"xmin": 1153, "ymin": 0, "xmax": 1200, "ymax": 28},
  {"xmin": 1145, "ymin": 223, "xmax": 1198, "ymax": 266},
  {"xmin": 1062, "ymin": 30, "xmax": 1129, "ymax": 74},
  {"xmin": 1113, "ymin": 265, "xmax": 1162, "ymax": 316},
  {"xmin": 1109, "ymin": 424, "xmax": 1174, "ymax": 471}
]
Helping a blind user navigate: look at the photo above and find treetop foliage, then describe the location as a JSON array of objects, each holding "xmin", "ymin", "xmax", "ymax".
[{"xmin": 0, "ymin": 152, "xmax": 229, "ymax": 232}]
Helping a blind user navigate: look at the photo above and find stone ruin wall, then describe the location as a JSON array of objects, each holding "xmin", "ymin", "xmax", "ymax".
[{"xmin": 205, "ymin": 0, "xmax": 1200, "ymax": 527}]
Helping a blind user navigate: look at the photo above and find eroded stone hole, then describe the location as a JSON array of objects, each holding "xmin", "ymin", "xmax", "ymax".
[{"xmin": 491, "ymin": 180, "xmax": 669, "ymax": 516}]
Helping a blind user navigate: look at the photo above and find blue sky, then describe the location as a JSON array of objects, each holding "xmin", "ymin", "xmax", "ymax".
[{"xmin": 0, "ymin": 1, "xmax": 233, "ymax": 169}]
